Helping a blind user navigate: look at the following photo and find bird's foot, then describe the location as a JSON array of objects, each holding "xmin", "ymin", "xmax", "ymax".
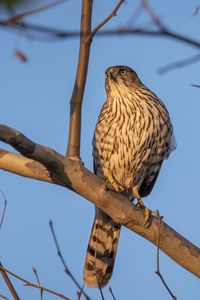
[
  {"xmin": 136, "ymin": 199, "xmax": 158, "ymax": 226},
  {"xmin": 106, "ymin": 174, "xmax": 124, "ymax": 192},
  {"xmin": 132, "ymin": 187, "xmax": 158, "ymax": 226}
]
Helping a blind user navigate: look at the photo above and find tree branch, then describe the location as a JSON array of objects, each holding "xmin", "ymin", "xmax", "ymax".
[
  {"xmin": 66, "ymin": 0, "xmax": 125, "ymax": 158},
  {"xmin": 49, "ymin": 221, "xmax": 92, "ymax": 300},
  {"xmin": 90, "ymin": 0, "xmax": 125, "ymax": 39},
  {"xmin": 0, "ymin": 262, "xmax": 20, "ymax": 300},
  {"xmin": 0, "ymin": 191, "xmax": 7, "ymax": 230},
  {"xmin": 1, "ymin": 21, "xmax": 200, "ymax": 49},
  {"xmin": 0, "ymin": 0, "xmax": 66, "ymax": 24},
  {"xmin": 1, "ymin": 124, "xmax": 200, "ymax": 279},
  {"xmin": 66, "ymin": 0, "xmax": 93, "ymax": 158},
  {"xmin": 32, "ymin": 268, "xmax": 44, "ymax": 300},
  {"xmin": 0, "ymin": 264, "xmax": 70, "ymax": 300},
  {"xmin": 141, "ymin": 0, "xmax": 164, "ymax": 30},
  {"xmin": 0, "ymin": 293, "xmax": 9, "ymax": 300},
  {"xmin": 0, "ymin": 149, "xmax": 54, "ymax": 184},
  {"xmin": 0, "ymin": 125, "xmax": 69, "ymax": 187},
  {"xmin": 158, "ymin": 53, "xmax": 200, "ymax": 74}
]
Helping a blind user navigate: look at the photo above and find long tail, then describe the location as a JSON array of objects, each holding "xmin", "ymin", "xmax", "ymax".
[{"xmin": 83, "ymin": 208, "xmax": 121, "ymax": 288}]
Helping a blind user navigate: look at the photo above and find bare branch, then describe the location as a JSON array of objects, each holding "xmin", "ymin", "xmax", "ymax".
[
  {"xmin": 125, "ymin": 3, "xmax": 143, "ymax": 27},
  {"xmin": 90, "ymin": 0, "xmax": 125, "ymax": 39},
  {"xmin": 32, "ymin": 268, "xmax": 43, "ymax": 300},
  {"xmin": 191, "ymin": 6, "xmax": 200, "ymax": 16},
  {"xmin": 49, "ymin": 221, "xmax": 92, "ymax": 300},
  {"xmin": 66, "ymin": 0, "xmax": 93, "ymax": 158},
  {"xmin": 0, "ymin": 265, "xmax": 70, "ymax": 300},
  {"xmin": 77, "ymin": 285, "xmax": 85, "ymax": 300},
  {"xmin": 1, "ymin": 21, "xmax": 200, "ymax": 50},
  {"xmin": 0, "ymin": 262, "xmax": 20, "ymax": 300},
  {"xmin": 14, "ymin": 50, "xmax": 28, "ymax": 63},
  {"xmin": 0, "ymin": 191, "xmax": 7, "ymax": 230},
  {"xmin": 158, "ymin": 53, "xmax": 200, "ymax": 74},
  {"xmin": 0, "ymin": 125, "xmax": 69, "ymax": 187},
  {"xmin": 141, "ymin": 0, "xmax": 164, "ymax": 30},
  {"xmin": 109, "ymin": 287, "xmax": 117, "ymax": 300},
  {"xmin": 155, "ymin": 213, "xmax": 177, "ymax": 300},
  {"xmin": 98, "ymin": 287, "xmax": 105, "ymax": 300},
  {"xmin": 1, "ymin": 0, "xmax": 66, "ymax": 24},
  {"xmin": 0, "ymin": 294, "xmax": 9, "ymax": 300},
  {"xmin": 191, "ymin": 84, "xmax": 200, "ymax": 88},
  {"xmin": 0, "ymin": 149, "xmax": 54, "ymax": 184},
  {"xmin": 1, "ymin": 124, "xmax": 200, "ymax": 279}
]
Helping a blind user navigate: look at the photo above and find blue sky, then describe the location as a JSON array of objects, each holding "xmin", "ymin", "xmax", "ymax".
[{"xmin": 1, "ymin": 1, "xmax": 200, "ymax": 299}]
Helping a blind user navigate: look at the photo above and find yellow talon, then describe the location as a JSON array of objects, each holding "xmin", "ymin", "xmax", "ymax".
[
  {"xmin": 132, "ymin": 186, "xmax": 158, "ymax": 226},
  {"xmin": 106, "ymin": 173, "xmax": 124, "ymax": 192},
  {"xmin": 144, "ymin": 207, "xmax": 150, "ymax": 225}
]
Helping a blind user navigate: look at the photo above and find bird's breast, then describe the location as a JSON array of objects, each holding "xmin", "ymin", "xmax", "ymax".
[{"xmin": 93, "ymin": 96, "xmax": 172, "ymax": 190}]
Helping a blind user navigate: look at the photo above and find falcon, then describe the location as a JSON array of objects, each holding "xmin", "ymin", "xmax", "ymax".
[{"xmin": 83, "ymin": 65, "xmax": 176, "ymax": 288}]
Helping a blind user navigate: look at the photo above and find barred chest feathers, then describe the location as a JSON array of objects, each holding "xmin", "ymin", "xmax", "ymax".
[
  {"xmin": 84, "ymin": 66, "xmax": 176, "ymax": 289},
  {"xmin": 93, "ymin": 85, "xmax": 173, "ymax": 192}
]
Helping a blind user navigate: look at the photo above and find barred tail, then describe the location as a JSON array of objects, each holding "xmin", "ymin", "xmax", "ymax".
[{"xmin": 83, "ymin": 209, "xmax": 121, "ymax": 288}]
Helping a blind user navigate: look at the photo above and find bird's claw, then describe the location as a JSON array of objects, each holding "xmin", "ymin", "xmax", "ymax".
[
  {"xmin": 106, "ymin": 174, "xmax": 124, "ymax": 192},
  {"xmin": 136, "ymin": 199, "xmax": 158, "ymax": 227}
]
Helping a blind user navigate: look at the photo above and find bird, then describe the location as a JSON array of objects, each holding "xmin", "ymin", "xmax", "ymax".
[{"xmin": 83, "ymin": 65, "xmax": 176, "ymax": 288}]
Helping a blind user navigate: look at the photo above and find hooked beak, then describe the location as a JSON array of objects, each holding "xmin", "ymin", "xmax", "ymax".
[{"xmin": 109, "ymin": 71, "xmax": 117, "ymax": 81}]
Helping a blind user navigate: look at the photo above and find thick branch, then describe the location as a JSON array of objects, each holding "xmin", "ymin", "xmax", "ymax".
[
  {"xmin": 0, "ymin": 125, "xmax": 69, "ymax": 188},
  {"xmin": 1, "ymin": 124, "xmax": 200, "ymax": 279},
  {"xmin": 66, "ymin": 0, "xmax": 93, "ymax": 157},
  {"xmin": 0, "ymin": 149, "xmax": 53, "ymax": 184}
]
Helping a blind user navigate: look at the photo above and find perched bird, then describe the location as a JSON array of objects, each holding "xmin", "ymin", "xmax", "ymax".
[{"xmin": 83, "ymin": 66, "xmax": 176, "ymax": 288}]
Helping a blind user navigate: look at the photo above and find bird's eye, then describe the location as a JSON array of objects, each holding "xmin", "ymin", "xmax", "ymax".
[
  {"xmin": 120, "ymin": 69, "xmax": 126, "ymax": 76},
  {"xmin": 105, "ymin": 73, "xmax": 109, "ymax": 79}
]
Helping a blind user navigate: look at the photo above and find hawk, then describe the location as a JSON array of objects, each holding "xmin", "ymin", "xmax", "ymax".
[{"xmin": 83, "ymin": 66, "xmax": 176, "ymax": 288}]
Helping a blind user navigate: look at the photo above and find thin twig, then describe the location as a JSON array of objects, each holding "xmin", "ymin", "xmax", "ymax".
[
  {"xmin": 0, "ymin": 265, "xmax": 69, "ymax": 300},
  {"xmin": 14, "ymin": 50, "xmax": 28, "ymax": 63},
  {"xmin": 155, "ymin": 212, "xmax": 177, "ymax": 300},
  {"xmin": 90, "ymin": 0, "xmax": 125, "ymax": 39},
  {"xmin": 109, "ymin": 287, "xmax": 117, "ymax": 300},
  {"xmin": 77, "ymin": 284, "xmax": 85, "ymax": 300},
  {"xmin": 141, "ymin": 0, "xmax": 164, "ymax": 30},
  {"xmin": 191, "ymin": 84, "xmax": 200, "ymax": 88},
  {"xmin": 0, "ymin": 294, "xmax": 9, "ymax": 300},
  {"xmin": 49, "ymin": 220, "xmax": 92, "ymax": 300},
  {"xmin": 3, "ymin": 0, "xmax": 66, "ymax": 23},
  {"xmin": 0, "ymin": 262, "xmax": 20, "ymax": 300},
  {"xmin": 93, "ymin": 263, "xmax": 105, "ymax": 300},
  {"xmin": 126, "ymin": 3, "xmax": 144, "ymax": 27},
  {"xmin": 32, "ymin": 267, "xmax": 43, "ymax": 300},
  {"xmin": 158, "ymin": 53, "xmax": 200, "ymax": 74},
  {"xmin": 191, "ymin": 6, "xmax": 200, "ymax": 16},
  {"xmin": 98, "ymin": 286, "xmax": 105, "ymax": 300},
  {"xmin": 0, "ymin": 191, "xmax": 7, "ymax": 230}
]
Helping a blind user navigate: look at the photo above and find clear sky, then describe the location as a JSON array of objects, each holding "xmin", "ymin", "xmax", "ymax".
[{"xmin": 1, "ymin": 1, "xmax": 200, "ymax": 299}]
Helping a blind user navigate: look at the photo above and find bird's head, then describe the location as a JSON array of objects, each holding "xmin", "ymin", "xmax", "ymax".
[{"xmin": 105, "ymin": 65, "xmax": 140, "ymax": 96}]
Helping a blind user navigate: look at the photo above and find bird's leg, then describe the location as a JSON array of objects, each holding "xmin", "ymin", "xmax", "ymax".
[
  {"xmin": 105, "ymin": 172, "xmax": 124, "ymax": 192},
  {"xmin": 132, "ymin": 187, "xmax": 158, "ymax": 226}
]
